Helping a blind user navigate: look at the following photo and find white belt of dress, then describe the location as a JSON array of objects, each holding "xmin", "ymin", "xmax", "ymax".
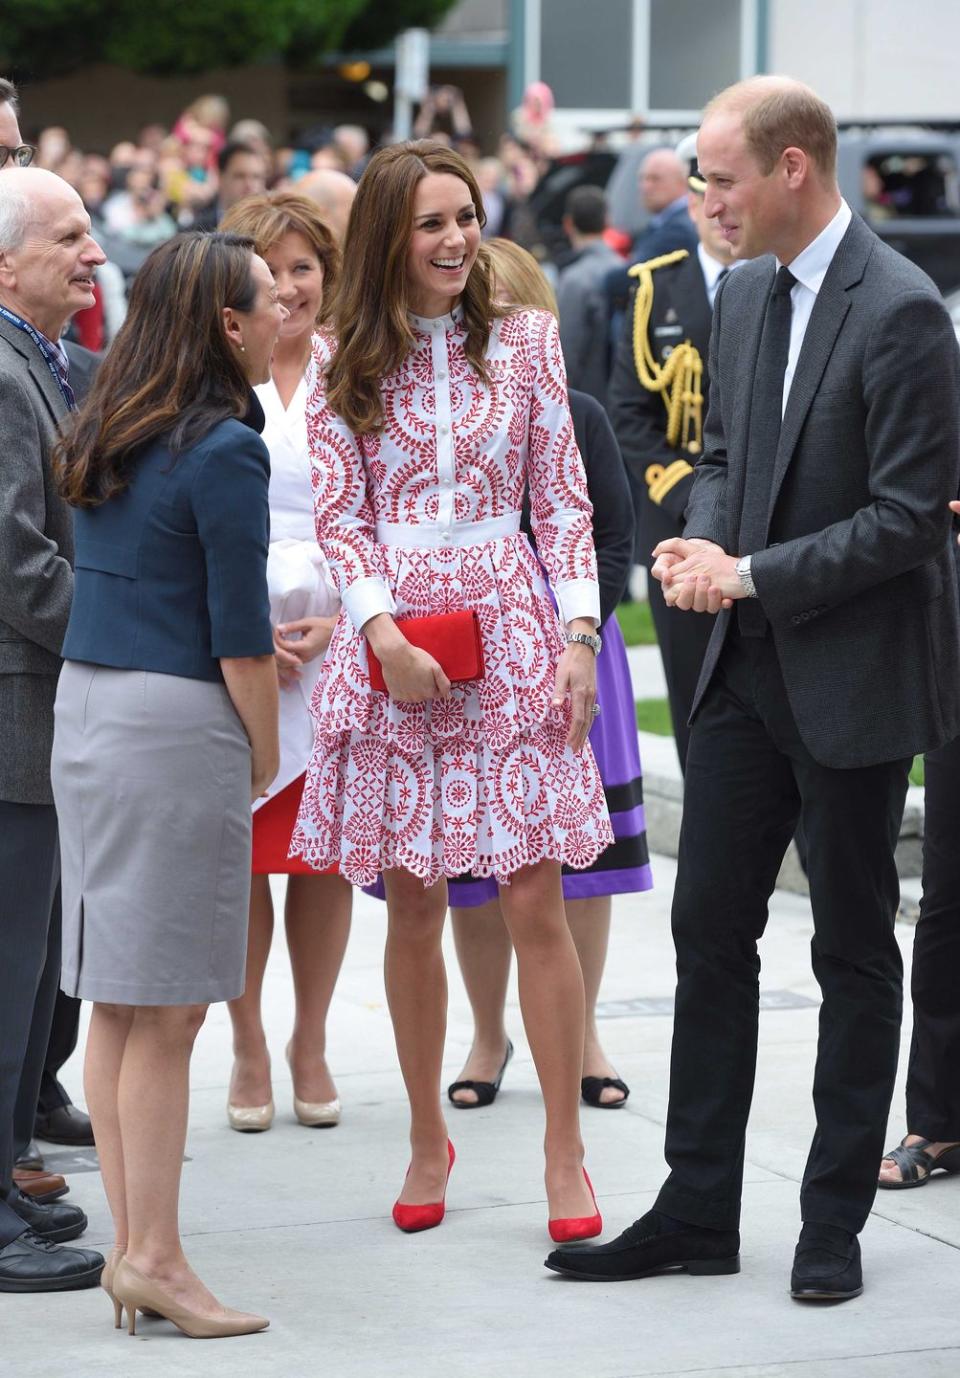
[{"xmin": 375, "ymin": 512, "xmax": 522, "ymax": 549}]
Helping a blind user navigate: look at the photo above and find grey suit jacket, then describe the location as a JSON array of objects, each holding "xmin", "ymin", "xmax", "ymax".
[
  {"xmin": 684, "ymin": 213, "xmax": 960, "ymax": 768},
  {"xmin": 0, "ymin": 315, "xmax": 74, "ymax": 804}
]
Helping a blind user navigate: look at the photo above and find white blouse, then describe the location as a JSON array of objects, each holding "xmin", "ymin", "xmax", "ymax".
[{"xmin": 253, "ymin": 350, "xmax": 338, "ymax": 810}]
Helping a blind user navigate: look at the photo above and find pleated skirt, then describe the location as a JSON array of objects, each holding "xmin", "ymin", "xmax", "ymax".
[{"xmin": 52, "ymin": 662, "xmax": 252, "ymax": 1005}]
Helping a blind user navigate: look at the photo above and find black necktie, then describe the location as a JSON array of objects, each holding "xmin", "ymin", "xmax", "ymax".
[
  {"xmin": 709, "ymin": 267, "xmax": 728, "ymax": 309},
  {"xmin": 737, "ymin": 265, "xmax": 796, "ymax": 637}
]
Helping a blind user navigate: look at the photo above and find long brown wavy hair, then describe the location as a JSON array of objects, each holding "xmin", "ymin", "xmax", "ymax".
[
  {"xmin": 325, "ymin": 140, "xmax": 506, "ymax": 434},
  {"xmin": 219, "ymin": 191, "xmax": 339, "ymax": 326},
  {"xmin": 56, "ymin": 232, "xmax": 258, "ymax": 508}
]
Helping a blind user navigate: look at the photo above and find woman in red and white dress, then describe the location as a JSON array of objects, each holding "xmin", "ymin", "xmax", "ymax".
[
  {"xmin": 291, "ymin": 143, "xmax": 614, "ymax": 1242},
  {"xmin": 219, "ymin": 194, "xmax": 352, "ymax": 1133}
]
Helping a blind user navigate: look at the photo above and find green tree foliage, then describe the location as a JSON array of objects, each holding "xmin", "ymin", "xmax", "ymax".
[
  {"xmin": 338, "ymin": 0, "xmax": 458, "ymax": 53},
  {"xmin": 0, "ymin": 0, "xmax": 458, "ymax": 81}
]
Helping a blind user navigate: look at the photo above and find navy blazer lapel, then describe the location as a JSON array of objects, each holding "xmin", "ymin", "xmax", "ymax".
[
  {"xmin": 766, "ymin": 217, "xmax": 871, "ymax": 520},
  {"xmin": 675, "ymin": 255, "xmax": 713, "ymax": 346}
]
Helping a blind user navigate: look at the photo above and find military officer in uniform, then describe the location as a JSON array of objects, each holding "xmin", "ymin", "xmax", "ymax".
[{"xmin": 608, "ymin": 144, "xmax": 735, "ymax": 769}]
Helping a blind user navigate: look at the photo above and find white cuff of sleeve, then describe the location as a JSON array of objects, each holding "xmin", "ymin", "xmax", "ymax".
[
  {"xmin": 342, "ymin": 576, "xmax": 397, "ymax": 632},
  {"xmin": 555, "ymin": 578, "xmax": 601, "ymax": 628}
]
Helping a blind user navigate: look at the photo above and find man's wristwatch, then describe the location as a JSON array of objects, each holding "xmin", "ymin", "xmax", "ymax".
[
  {"xmin": 565, "ymin": 631, "xmax": 602, "ymax": 655},
  {"xmin": 735, "ymin": 555, "xmax": 758, "ymax": 599}
]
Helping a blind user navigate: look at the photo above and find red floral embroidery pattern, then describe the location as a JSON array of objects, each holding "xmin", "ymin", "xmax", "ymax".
[{"xmin": 290, "ymin": 309, "xmax": 613, "ymax": 885}]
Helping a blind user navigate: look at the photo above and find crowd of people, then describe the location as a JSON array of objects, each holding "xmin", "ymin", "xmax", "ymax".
[
  {"xmin": 1, "ymin": 67, "xmax": 959, "ymax": 1343},
  {"xmin": 19, "ymin": 85, "xmax": 564, "ymax": 360}
]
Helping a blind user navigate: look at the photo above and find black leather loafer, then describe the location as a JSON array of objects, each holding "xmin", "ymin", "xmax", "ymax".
[
  {"xmin": 544, "ymin": 1209, "xmax": 740, "ymax": 1282},
  {"xmin": 0, "ymin": 1230, "xmax": 103, "ymax": 1293},
  {"xmin": 34, "ymin": 1103, "xmax": 95, "ymax": 1147},
  {"xmin": 8, "ymin": 1190, "xmax": 88, "ymax": 1243},
  {"xmin": 790, "ymin": 1223, "xmax": 863, "ymax": 1301}
]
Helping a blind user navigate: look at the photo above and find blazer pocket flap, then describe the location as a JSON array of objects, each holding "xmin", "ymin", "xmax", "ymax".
[
  {"xmin": 883, "ymin": 561, "xmax": 944, "ymax": 607},
  {"xmin": 75, "ymin": 541, "xmax": 138, "ymax": 578}
]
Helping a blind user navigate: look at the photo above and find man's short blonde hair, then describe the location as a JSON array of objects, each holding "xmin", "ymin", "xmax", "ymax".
[{"xmin": 705, "ymin": 76, "xmax": 838, "ymax": 181}]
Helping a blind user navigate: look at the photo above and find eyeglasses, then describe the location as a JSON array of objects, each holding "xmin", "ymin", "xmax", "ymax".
[{"xmin": 0, "ymin": 144, "xmax": 37, "ymax": 169}]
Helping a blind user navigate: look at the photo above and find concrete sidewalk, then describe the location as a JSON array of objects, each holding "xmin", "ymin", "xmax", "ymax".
[{"xmin": 8, "ymin": 857, "xmax": 960, "ymax": 1378}]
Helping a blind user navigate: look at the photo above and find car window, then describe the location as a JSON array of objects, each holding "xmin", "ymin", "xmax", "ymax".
[{"xmin": 862, "ymin": 151, "xmax": 960, "ymax": 220}]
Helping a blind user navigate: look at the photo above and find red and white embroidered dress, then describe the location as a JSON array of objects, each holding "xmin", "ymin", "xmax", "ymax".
[{"xmin": 290, "ymin": 306, "xmax": 614, "ymax": 886}]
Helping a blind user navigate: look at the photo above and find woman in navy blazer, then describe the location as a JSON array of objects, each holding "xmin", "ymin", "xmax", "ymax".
[{"xmin": 52, "ymin": 233, "xmax": 285, "ymax": 1339}]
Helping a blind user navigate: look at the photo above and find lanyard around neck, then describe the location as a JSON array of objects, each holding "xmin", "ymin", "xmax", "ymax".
[{"xmin": 0, "ymin": 305, "xmax": 76, "ymax": 411}]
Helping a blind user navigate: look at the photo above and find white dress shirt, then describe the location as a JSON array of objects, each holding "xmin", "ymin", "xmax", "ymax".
[
  {"xmin": 780, "ymin": 198, "xmax": 852, "ymax": 413},
  {"xmin": 697, "ymin": 243, "xmax": 734, "ymax": 308}
]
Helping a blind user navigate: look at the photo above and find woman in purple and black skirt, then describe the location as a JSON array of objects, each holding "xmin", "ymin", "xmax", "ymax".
[{"xmin": 446, "ymin": 240, "xmax": 653, "ymax": 1112}]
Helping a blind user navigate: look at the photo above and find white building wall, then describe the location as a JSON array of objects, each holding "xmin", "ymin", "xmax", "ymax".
[{"xmin": 768, "ymin": 0, "xmax": 960, "ymax": 117}]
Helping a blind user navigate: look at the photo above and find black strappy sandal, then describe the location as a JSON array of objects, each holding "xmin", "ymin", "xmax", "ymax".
[
  {"xmin": 878, "ymin": 1137, "xmax": 960, "ymax": 1189},
  {"xmin": 581, "ymin": 1075, "xmax": 630, "ymax": 1109},
  {"xmin": 447, "ymin": 1040, "xmax": 514, "ymax": 1109}
]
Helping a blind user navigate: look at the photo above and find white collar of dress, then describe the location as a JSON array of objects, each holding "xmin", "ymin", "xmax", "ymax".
[{"xmin": 408, "ymin": 303, "xmax": 465, "ymax": 333}]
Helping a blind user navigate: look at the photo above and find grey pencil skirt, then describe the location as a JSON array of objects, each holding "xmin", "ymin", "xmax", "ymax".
[{"xmin": 52, "ymin": 662, "xmax": 253, "ymax": 1005}]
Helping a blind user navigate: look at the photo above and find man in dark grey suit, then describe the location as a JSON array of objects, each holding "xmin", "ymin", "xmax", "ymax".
[
  {"xmin": 547, "ymin": 77, "xmax": 960, "ymax": 1299},
  {"xmin": 0, "ymin": 124, "xmax": 108, "ymax": 1289}
]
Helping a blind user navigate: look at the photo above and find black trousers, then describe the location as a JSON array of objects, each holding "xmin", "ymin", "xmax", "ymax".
[
  {"xmin": 655, "ymin": 628, "xmax": 910, "ymax": 1234},
  {"xmin": 905, "ymin": 732, "xmax": 960, "ymax": 1140},
  {"xmin": 36, "ymin": 990, "xmax": 81, "ymax": 1120},
  {"xmin": 0, "ymin": 802, "xmax": 62, "ymax": 1247}
]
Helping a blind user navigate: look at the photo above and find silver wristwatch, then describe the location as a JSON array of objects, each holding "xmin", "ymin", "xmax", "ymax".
[
  {"xmin": 735, "ymin": 555, "xmax": 758, "ymax": 599},
  {"xmin": 565, "ymin": 631, "xmax": 602, "ymax": 655}
]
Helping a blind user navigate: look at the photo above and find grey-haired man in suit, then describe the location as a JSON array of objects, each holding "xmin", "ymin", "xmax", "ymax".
[
  {"xmin": 547, "ymin": 76, "xmax": 960, "ymax": 1299},
  {"xmin": 0, "ymin": 82, "xmax": 108, "ymax": 1290}
]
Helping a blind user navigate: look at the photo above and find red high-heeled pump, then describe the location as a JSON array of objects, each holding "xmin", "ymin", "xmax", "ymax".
[
  {"xmin": 548, "ymin": 1168, "xmax": 603, "ymax": 1244},
  {"xmin": 392, "ymin": 1140, "xmax": 456, "ymax": 1233}
]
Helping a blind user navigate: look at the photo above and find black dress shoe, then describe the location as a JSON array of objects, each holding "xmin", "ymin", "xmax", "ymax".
[
  {"xmin": 14, "ymin": 1140, "xmax": 44, "ymax": 1172},
  {"xmin": 0, "ymin": 1230, "xmax": 103, "ymax": 1293},
  {"xmin": 544, "ymin": 1209, "xmax": 740, "ymax": 1282},
  {"xmin": 790, "ymin": 1223, "xmax": 863, "ymax": 1301},
  {"xmin": 34, "ymin": 1103, "xmax": 95, "ymax": 1147},
  {"xmin": 8, "ymin": 1190, "xmax": 88, "ymax": 1243}
]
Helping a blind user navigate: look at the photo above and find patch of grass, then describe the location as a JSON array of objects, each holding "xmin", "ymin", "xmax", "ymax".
[
  {"xmin": 630, "ymin": 693, "xmax": 926, "ymax": 781},
  {"xmin": 615, "ymin": 600, "xmax": 657, "ymax": 646},
  {"xmin": 635, "ymin": 697, "xmax": 674, "ymax": 736}
]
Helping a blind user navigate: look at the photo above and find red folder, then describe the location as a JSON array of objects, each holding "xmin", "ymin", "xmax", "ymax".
[{"xmin": 367, "ymin": 610, "xmax": 485, "ymax": 694}]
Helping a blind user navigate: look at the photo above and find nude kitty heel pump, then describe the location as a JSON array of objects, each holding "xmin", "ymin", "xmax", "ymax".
[
  {"xmin": 101, "ymin": 1246, "xmax": 124, "ymax": 1329},
  {"xmin": 101, "ymin": 1248, "xmax": 159, "ymax": 1329},
  {"xmin": 113, "ymin": 1258, "xmax": 269, "ymax": 1340}
]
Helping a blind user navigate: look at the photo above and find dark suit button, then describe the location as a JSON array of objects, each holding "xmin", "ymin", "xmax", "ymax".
[{"xmin": 792, "ymin": 615, "xmax": 802, "ymax": 625}]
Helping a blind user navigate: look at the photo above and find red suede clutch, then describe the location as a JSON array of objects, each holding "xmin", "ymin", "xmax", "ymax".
[{"xmin": 367, "ymin": 610, "xmax": 485, "ymax": 694}]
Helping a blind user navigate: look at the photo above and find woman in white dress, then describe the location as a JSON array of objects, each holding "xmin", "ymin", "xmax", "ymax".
[
  {"xmin": 219, "ymin": 194, "xmax": 351, "ymax": 1131},
  {"xmin": 291, "ymin": 142, "xmax": 613, "ymax": 1242}
]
